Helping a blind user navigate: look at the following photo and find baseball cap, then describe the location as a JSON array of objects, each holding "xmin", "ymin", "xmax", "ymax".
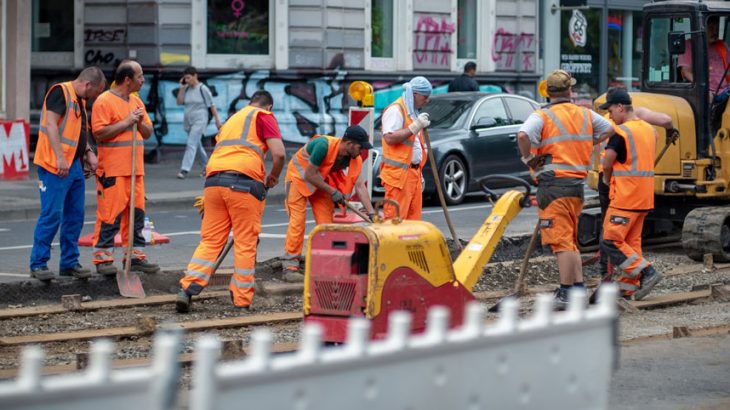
[
  {"xmin": 343, "ymin": 125, "xmax": 373, "ymax": 149},
  {"xmin": 546, "ymin": 69, "xmax": 577, "ymax": 92},
  {"xmin": 598, "ymin": 88, "xmax": 632, "ymax": 110}
]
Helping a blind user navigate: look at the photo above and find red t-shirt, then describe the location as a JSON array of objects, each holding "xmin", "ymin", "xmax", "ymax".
[{"xmin": 257, "ymin": 112, "xmax": 282, "ymax": 140}]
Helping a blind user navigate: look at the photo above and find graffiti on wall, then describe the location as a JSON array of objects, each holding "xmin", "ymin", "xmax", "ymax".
[
  {"xmin": 491, "ymin": 28, "xmax": 535, "ymax": 72},
  {"xmin": 413, "ymin": 14, "xmax": 455, "ymax": 70},
  {"xmin": 83, "ymin": 26, "xmax": 126, "ymax": 68}
]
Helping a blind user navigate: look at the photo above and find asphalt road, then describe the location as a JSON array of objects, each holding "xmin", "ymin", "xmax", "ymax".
[{"xmin": 0, "ymin": 193, "xmax": 539, "ymax": 282}]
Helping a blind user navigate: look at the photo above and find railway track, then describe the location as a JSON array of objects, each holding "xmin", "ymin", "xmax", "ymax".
[{"xmin": 1, "ymin": 255, "xmax": 729, "ymax": 380}]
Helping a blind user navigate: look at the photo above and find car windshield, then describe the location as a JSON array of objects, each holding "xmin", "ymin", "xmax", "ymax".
[{"xmin": 422, "ymin": 98, "xmax": 474, "ymax": 129}]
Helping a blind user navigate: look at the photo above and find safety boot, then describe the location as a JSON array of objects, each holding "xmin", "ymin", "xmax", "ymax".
[
  {"xmin": 634, "ymin": 266, "xmax": 663, "ymax": 301},
  {"xmin": 59, "ymin": 264, "xmax": 92, "ymax": 280},
  {"xmin": 175, "ymin": 289, "xmax": 192, "ymax": 313},
  {"xmin": 96, "ymin": 262, "xmax": 118, "ymax": 276},
  {"xmin": 282, "ymin": 266, "xmax": 304, "ymax": 283},
  {"xmin": 553, "ymin": 287, "xmax": 569, "ymax": 311},
  {"xmin": 129, "ymin": 258, "xmax": 160, "ymax": 274},
  {"xmin": 229, "ymin": 291, "xmax": 251, "ymax": 311},
  {"xmin": 30, "ymin": 266, "xmax": 55, "ymax": 283}
]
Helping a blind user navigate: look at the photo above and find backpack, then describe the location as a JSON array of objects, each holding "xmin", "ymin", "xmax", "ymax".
[{"xmin": 199, "ymin": 85, "xmax": 215, "ymax": 124}]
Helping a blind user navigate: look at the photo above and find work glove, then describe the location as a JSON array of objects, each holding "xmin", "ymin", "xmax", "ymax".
[
  {"xmin": 666, "ymin": 127, "xmax": 680, "ymax": 145},
  {"xmin": 408, "ymin": 112, "xmax": 431, "ymax": 135},
  {"xmin": 330, "ymin": 189, "xmax": 346, "ymax": 205},
  {"xmin": 368, "ymin": 212, "xmax": 377, "ymax": 222}
]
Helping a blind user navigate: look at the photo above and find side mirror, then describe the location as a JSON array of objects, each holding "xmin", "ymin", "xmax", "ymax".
[
  {"xmin": 668, "ymin": 31, "xmax": 686, "ymax": 55},
  {"xmin": 471, "ymin": 116, "xmax": 497, "ymax": 130}
]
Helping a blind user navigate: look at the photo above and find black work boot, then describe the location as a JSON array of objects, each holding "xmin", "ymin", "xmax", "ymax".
[
  {"xmin": 282, "ymin": 266, "xmax": 304, "ymax": 283},
  {"xmin": 130, "ymin": 258, "xmax": 160, "ymax": 274},
  {"xmin": 229, "ymin": 291, "xmax": 251, "ymax": 312},
  {"xmin": 96, "ymin": 262, "xmax": 118, "ymax": 276},
  {"xmin": 553, "ymin": 287, "xmax": 570, "ymax": 311},
  {"xmin": 30, "ymin": 266, "xmax": 55, "ymax": 282},
  {"xmin": 634, "ymin": 266, "xmax": 663, "ymax": 301},
  {"xmin": 175, "ymin": 289, "xmax": 192, "ymax": 313},
  {"xmin": 60, "ymin": 264, "xmax": 92, "ymax": 279}
]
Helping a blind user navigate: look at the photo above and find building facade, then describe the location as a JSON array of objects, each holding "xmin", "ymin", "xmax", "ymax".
[{"xmin": 1, "ymin": 0, "xmax": 539, "ymax": 148}]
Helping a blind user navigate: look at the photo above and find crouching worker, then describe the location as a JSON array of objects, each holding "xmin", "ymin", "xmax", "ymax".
[
  {"xmin": 176, "ymin": 90, "xmax": 286, "ymax": 313},
  {"xmin": 281, "ymin": 125, "xmax": 377, "ymax": 282},
  {"xmin": 599, "ymin": 88, "xmax": 662, "ymax": 300}
]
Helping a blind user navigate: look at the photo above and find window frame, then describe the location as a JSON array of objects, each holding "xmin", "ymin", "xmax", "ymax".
[
  {"xmin": 456, "ymin": 0, "xmax": 496, "ymax": 73},
  {"xmin": 470, "ymin": 96, "xmax": 510, "ymax": 128},
  {"xmin": 30, "ymin": 0, "xmax": 83, "ymax": 69},
  {"xmin": 192, "ymin": 0, "xmax": 278, "ymax": 69},
  {"xmin": 365, "ymin": 0, "xmax": 412, "ymax": 71},
  {"xmin": 645, "ymin": 14, "xmax": 694, "ymax": 89},
  {"xmin": 502, "ymin": 95, "xmax": 538, "ymax": 125}
]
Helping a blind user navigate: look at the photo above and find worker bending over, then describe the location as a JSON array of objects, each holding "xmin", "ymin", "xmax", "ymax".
[
  {"xmin": 177, "ymin": 90, "xmax": 286, "ymax": 312},
  {"xmin": 517, "ymin": 69, "xmax": 614, "ymax": 310},
  {"xmin": 281, "ymin": 125, "xmax": 376, "ymax": 282},
  {"xmin": 599, "ymin": 87, "xmax": 662, "ymax": 300}
]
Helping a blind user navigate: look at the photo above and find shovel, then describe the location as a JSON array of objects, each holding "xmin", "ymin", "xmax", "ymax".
[
  {"xmin": 488, "ymin": 220, "xmax": 540, "ymax": 312},
  {"xmin": 344, "ymin": 201, "xmax": 373, "ymax": 223},
  {"xmin": 118, "ymin": 123, "xmax": 146, "ymax": 298}
]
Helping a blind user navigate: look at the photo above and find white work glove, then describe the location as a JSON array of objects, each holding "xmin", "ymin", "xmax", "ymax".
[{"xmin": 408, "ymin": 113, "xmax": 431, "ymax": 135}]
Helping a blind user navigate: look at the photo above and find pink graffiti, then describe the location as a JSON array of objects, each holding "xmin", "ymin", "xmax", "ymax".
[
  {"xmin": 414, "ymin": 15, "xmax": 455, "ymax": 69},
  {"xmin": 491, "ymin": 28, "xmax": 535, "ymax": 72},
  {"xmin": 231, "ymin": 0, "xmax": 245, "ymax": 18}
]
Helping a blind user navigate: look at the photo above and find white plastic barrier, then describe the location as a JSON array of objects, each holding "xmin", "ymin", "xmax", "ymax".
[{"xmin": 0, "ymin": 286, "xmax": 618, "ymax": 410}]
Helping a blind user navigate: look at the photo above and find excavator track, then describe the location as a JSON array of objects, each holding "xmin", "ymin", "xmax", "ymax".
[{"xmin": 682, "ymin": 206, "xmax": 730, "ymax": 262}]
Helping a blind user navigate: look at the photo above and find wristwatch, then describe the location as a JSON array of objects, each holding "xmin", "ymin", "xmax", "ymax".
[{"xmin": 521, "ymin": 153, "xmax": 535, "ymax": 165}]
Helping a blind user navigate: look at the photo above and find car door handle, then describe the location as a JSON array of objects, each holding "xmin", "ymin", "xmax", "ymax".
[{"xmin": 508, "ymin": 134, "xmax": 517, "ymax": 141}]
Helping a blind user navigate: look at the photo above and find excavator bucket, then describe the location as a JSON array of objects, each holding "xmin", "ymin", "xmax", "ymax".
[{"xmin": 117, "ymin": 270, "xmax": 146, "ymax": 299}]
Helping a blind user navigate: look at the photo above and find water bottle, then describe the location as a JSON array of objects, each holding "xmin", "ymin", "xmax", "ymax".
[
  {"xmin": 142, "ymin": 216, "xmax": 152, "ymax": 244},
  {"xmin": 149, "ymin": 218, "xmax": 156, "ymax": 245}
]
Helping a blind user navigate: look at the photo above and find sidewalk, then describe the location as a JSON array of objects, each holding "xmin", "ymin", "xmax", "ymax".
[{"xmin": 0, "ymin": 146, "xmax": 296, "ymax": 222}]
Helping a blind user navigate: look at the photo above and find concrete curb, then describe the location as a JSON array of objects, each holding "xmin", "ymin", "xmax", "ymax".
[{"xmin": 0, "ymin": 190, "xmax": 287, "ymax": 222}]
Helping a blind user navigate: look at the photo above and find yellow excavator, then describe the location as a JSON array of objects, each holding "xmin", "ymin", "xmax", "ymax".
[
  {"xmin": 302, "ymin": 176, "xmax": 531, "ymax": 343},
  {"xmin": 580, "ymin": 1, "xmax": 730, "ymax": 262}
]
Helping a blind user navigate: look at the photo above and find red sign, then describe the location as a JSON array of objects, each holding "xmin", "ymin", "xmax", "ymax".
[{"xmin": 0, "ymin": 120, "xmax": 30, "ymax": 180}]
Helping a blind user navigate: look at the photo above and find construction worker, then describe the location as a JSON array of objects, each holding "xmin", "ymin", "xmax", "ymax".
[
  {"xmin": 517, "ymin": 69, "xmax": 614, "ymax": 310},
  {"xmin": 29, "ymin": 67, "xmax": 107, "ymax": 281},
  {"xmin": 281, "ymin": 125, "xmax": 376, "ymax": 282},
  {"xmin": 381, "ymin": 76, "xmax": 432, "ymax": 220},
  {"xmin": 176, "ymin": 90, "xmax": 286, "ymax": 312},
  {"xmin": 599, "ymin": 87, "xmax": 662, "ymax": 300},
  {"xmin": 91, "ymin": 61, "xmax": 159, "ymax": 276}
]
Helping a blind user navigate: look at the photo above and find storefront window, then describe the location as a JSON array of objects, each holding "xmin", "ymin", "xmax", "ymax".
[
  {"xmin": 372, "ymin": 0, "xmax": 394, "ymax": 58},
  {"xmin": 647, "ymin": 16, "xmax": 691, "ymax": 83},
  {"xmin": 32, "ymin": 0, "xmax": 74, "ymax": 52},
  {"xmin": 560, "ymin": 9, "xmax": 601, "ymax": 100},
  {"xmin": 207, "ymin": 0, "xmax": 269, "ymax": 55},
  {"xmin": 457, "ymin": 0, "xmax": 477, "ymax": 59}
]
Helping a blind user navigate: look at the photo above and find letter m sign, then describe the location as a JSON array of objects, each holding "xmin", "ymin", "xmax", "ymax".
[{"xmin": 0, "ymin": 120, "xmax": 30, "ymax": 180}]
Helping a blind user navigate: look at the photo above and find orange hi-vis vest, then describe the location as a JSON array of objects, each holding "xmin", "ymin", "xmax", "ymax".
[
  {"xmin": 207, "ymin": 105, "xmax": 270, "ymax": 182},
  {"xmin": 380, "ymin": 97, "xmax": 426, "ymax": 189},
  {"xmin": 286, "ymin": 135, "xmax": 363, "ymax": 197},
  {"xmin": 94, "ymin": 91, "xmax": 148, "ymax": 177},
  {"xmin": 712, "ymin": 40, "xmax": 730, "ymax": 84},
  {"xmin": 530, "ymin": 102, "xmax": 594, "ymax": 183},
  {"xmin": 34, "ymin": 82, "xmax": 85, "ymax": 174},
  {"xmin": 609, "ymin": 119, "xmax": 656, "ymax": 210}
]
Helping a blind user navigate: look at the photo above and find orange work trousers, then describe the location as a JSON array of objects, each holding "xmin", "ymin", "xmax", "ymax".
[
  {"xmin": 92, "ymin": 174, "xmax": 147, "ymax": 264},
  {"xmin": 180, "ymin": 186, "xmax": 264, "ymax": 307},
  {"xmin": 383, "ymin": 168, "xmax": 422, "ymax": 220},
  {"xmin": 283, "ymin": 183, "xmax": 334, "ymax": 267},
  {"xmin": 538, "ymin": 195, "xmax": 583, "ymax": 253},
  {"xmin": 600, "ymin": 207, "xmax": 650, "ymax": 294}
]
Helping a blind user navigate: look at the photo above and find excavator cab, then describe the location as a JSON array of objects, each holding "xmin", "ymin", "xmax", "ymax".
[{"xmin": 584, "ymin": 1, "xmax": 730, "ymax": 262}]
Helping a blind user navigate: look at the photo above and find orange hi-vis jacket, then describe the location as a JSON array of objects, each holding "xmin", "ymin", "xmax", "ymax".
[
  {"xmin": 380, "ymin": 97, "xmax": 426, "ymax": 189},
  {"xmin": 530, "ymin": 102, "xmax": 594, "ymax": 183},
  {"xmin": 34, "ymin": 82, "xmax": 86, "ymax": 174},
  {"xmin": 206, "ymin": 105, "xmax": 270, "ymax": 182},
  {"xmin": 92, "ymin": 91, "xmax": 150, "ymax": 177},
  {"xmin": 286, "ymin": 135, "xmax": 363, "ymax": 197},
  {"xmin": 609, "ymin": 119, "xmax": 656, "ymax": 210}
]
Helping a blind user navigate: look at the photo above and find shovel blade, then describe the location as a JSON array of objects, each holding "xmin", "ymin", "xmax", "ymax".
[{"xmin": 116, "ymin": 270, "xmax": 146, "ymax": 298}]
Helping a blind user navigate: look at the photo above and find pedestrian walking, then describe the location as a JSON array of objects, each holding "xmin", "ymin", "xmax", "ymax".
[
  {"xmin": 517, "ymin": 69, "xmax": 614, "ymax": 310},
  {"xmin": 448, "ymin": 61, "xmax": 479, "ymax": 92},
  {"xmin": 599, "ymin": 87, "xmax": 663, "ymax": 300},
  {"xmin": 29, "ymin": 67, "xmax": 107, "ymax": 281},
  {"xmin": 91, "ymin": 60, "xmax": 160, "ymax": 276},
  {"xmin": 176, "ymin": 66, "xmax": 222, "ymax": 179},
  {"xmin": 176, "ymin": 90, "xmax": 286, "ymax": 312},
  {"xmin": 381, "ymin": 76, "xmax": 432, "ymax": 220},
  {"xmin": 280, "ymin": 125, "xmax": 376, "ymax": 282}
]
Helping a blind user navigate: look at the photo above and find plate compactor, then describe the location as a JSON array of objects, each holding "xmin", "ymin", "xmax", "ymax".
[{"xmin": 303, "ymin": 176, "xmax": 533, "ymax": 343}]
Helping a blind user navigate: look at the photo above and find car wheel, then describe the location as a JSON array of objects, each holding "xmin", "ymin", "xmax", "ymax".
[{"xmin": 438, "ymin": 155, "xmax": 468, "ymax": 205}]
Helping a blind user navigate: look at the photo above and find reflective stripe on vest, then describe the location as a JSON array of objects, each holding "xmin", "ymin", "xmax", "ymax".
[
  {"xmin": 38, "ymin": 83, "xmax": 81, "ymax": 149},
  {"xmin": 213, "ymin": 108, "xmax": 264, "ymax": 159},
  {"xmin": 612, "ymin": 124, "xmax": 655, "ymax": 177},
  {"xmin": 531, "ymin": 107, "xmax": 592, "ymax": 149},
  {"xmin": 292, "ymin": 146, "xmax": 317, "ymax": 194}
]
